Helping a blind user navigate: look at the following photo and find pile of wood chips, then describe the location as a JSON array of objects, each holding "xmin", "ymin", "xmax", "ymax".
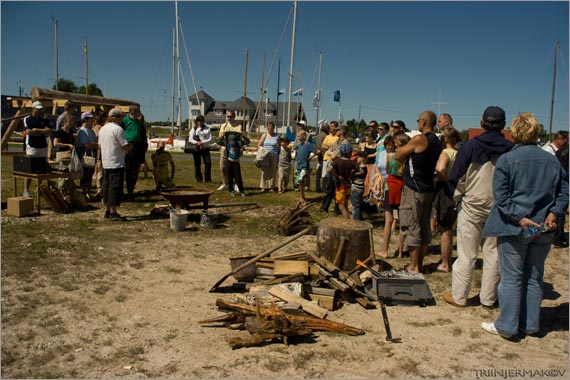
[{"xmin": 200, "ymin": 251, "xmax": 380, "ymax": 348}]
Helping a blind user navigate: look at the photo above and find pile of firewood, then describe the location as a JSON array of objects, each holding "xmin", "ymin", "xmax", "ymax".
[
  {"xmin": 276, "ymin": 202, "xmax": 315, "ymax": 236},
  {"xmin": 201, "ymin": 251, "xmax": 382, "ymax": 348}
]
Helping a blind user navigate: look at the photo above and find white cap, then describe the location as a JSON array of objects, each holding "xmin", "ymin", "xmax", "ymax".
[
  {"xmin": 297, "ymin": 120, "xmax": 307, "ymax": 127},
  {"xmin": 108, "ymin": 108, "xmax": 123, "ymax": 117},
  {"xmin": 32, "ymin": 101, "xmax": 44, "ymax": 109}
]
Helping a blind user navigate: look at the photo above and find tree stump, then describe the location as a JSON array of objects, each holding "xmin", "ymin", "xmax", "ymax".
[{"xmin": 316, "ymin": 218, "xmax": 373, "ymax": 272}]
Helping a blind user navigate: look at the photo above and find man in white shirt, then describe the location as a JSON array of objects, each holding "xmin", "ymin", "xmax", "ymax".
[
  {"xmin": 98, "ymin": 108, "xmax": 132, "ymax": 221},
  {"xmin": 542, "ymin": 130, "xmax": 568, "ymax": 156}
]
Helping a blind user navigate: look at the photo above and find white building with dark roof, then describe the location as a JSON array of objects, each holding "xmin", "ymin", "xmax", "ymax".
[{"xmin": 189, "ymin": 90, "xmax": 306, "ymax": 133}]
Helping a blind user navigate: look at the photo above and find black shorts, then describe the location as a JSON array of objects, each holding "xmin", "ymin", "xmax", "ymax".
[{"xmin": 102, "ymin": 168, "xmax": 124, "ymax": 207}]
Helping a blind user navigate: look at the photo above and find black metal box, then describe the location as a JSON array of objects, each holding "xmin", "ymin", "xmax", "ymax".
[
  {"xmin": 13, "ymin": 155, "xmax": 49, "ymax": 174},
  {"xmin": 370, "ymin": 270, "xmax": 435, "ymax": 307}
]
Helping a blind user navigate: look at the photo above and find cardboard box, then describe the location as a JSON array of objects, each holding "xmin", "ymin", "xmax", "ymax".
[{"xmin": 7, "ymin": 197, "xmax": 34, "ymax": 217}]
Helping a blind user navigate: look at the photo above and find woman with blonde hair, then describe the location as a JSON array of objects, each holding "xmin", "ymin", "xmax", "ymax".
[{"xmin": 481, "ymin": 113, "xmax": 568, "ymax": 341}]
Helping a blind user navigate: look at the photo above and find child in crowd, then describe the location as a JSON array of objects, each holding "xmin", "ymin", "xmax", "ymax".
[
  {"xmin": 384, "ymin": 132, "xmax": 410, "ymax": 258},
  {"xmin": 293, "ymin": 131, "xmax": 318, "ymax": 205},
  {"xmin": 151, "ymin": 141, "xmax": 175, "ymax": 191},
  {"xmin": 350, "ymin": 151, "xmax": 368, "ymax": 220},
  {"xmin": 332, "ymin": 143, "xmax": 358, "ymax": 219},
  {"xmin": 278, "ymin": 136, "xmax": 292, "ymax": 194}
]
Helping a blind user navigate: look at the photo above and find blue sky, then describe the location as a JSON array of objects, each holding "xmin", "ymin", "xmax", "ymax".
[{"xmin": 2, "ymin": 1, "xmax": 569, "ymax": 133}]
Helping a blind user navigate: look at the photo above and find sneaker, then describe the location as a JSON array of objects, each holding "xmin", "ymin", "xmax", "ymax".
[
  {"xmin": 229, "ymin": 192, "xmax": 236, "ymax": 197},
  {"xmin": 217, "ymin": 184, "xmax": 228, "ymax": 191},
  {"xmin": 104, "ymin": 210, "xmax": 111, "ymax": 219},
  {"xmin": 234, "ymin": 184, "xmax": 240, "ymax": 192},
  {"xmin": 23, "ymin": 190, "xmax": 31, "ymax": 198},
  {"xmin": 240, "ymin": 192, "xmax": 246, "ymax": 197},
  {"xmin": 109, "ymin": 213, "xmax": 127, "ymax": 222},
  {"xmin": 481, "ymin": 322, "xmax": 519, "ymax": 342}
]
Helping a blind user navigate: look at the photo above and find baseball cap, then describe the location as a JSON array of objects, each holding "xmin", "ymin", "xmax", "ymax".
[
  {"xmin": 32, "ymin": 101, "xmax": 44, "ymax": 109},
  {"xmin": 81, "ymin": 111, "xmax": 94, "ymax": 121},
  {"xmin": 340, "ymin": 143, "xmax": 353, "ymax": 155},
  {"xmin": 482, "ymin": 106, "xmax": 506, "ymax": 124},
  {"xmin": 297, "ymin": 120, "xmax": 307, "ymax": 127},
  {"xmin": 108, "ymin": 108, "xmax": 123, "ymax": 117}
]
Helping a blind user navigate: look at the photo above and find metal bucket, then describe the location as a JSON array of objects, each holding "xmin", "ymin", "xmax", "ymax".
[
  {"xmin": 169, "ymin": 209, "xmax": 189, "ymax": 231},
  {"xmin": 200, "ymin": 211, "xmax": 218, "ymax": 228},
  {"xmin": 229, "ymin": 255, "xmax": 257, "ymax": 281}
]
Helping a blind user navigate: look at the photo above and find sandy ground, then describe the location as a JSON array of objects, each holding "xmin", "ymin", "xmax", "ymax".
[{"xmin": 1, "ymin": 204, "xmax": 568, "ymax": 379}]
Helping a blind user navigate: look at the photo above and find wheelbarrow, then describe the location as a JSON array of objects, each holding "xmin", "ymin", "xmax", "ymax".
[{"xmin": 160, "ymin": 186, "xmax": 214, "ymax": 210}]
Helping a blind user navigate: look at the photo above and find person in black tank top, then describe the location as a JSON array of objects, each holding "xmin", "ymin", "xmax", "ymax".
[{"xmin": 394, "ymin": 110, "xmax": 442, "ymax": 273}]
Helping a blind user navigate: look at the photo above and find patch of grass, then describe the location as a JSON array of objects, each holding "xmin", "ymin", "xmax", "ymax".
[
  {"xmin": 164, "ymin": 266, "xmax": 183, "ymax": 274},
  {"xmin": 397, "ymin": 358, "xmax": 421, "ymax": 377},
  {"xmin": 129, "ymin": 262, "xmax": 144, "ymax": 269},
  {"xmin": 93, "ymin": 285, "xmax": 111, "ymax": 295},
  {"xmin": 408, "ymin": 318, "xmax": 453, "ymax": 328},
  {"xmin": 115, "ymin": 294, "xmax": 127, "ymax": 303},
  {"xmin": 164, "ymin": 330, "xmax": 178, "ymax": 342},
  {"xmin": 502, "ymin": 352, "xmax": 520, "ymax": 360},
  {"xmin": 451, "ymin": 326, "xmax": 462, "ymax": 336},
  {"xmin": 262, "ymin": 357, "xmax": 290, "ymax": 372},
  {"xmin": 293, "ymin": 350, "xmax": 315, "ymax": 369}
]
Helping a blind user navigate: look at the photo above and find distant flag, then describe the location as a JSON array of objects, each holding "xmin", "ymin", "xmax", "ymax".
[
  {"xmin": 313, "ymin": 90, "xmax": 320, "ymax": 109},
  {"xmin": 292, "ymin": 88, "xmax": 303, "ymax": 96},
  {"xmin": 318, "ymin": 118, "xmax": 328, "ymax": 127},
  {"xmin": 278, "ymin": 88, "xmax": 285, "ymax": 96},
  {"xmin": 333, "ymin": 90, "xmax": 341, "ymax": 102}
]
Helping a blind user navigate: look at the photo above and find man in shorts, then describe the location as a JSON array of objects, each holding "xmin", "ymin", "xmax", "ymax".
[
  {"xmin": 394, "ymin": 110, "xmax": 442, "ymax": 273},
  {"xmin": 22, "ymin": 101, "xmax": 51, "ymax": 197}
]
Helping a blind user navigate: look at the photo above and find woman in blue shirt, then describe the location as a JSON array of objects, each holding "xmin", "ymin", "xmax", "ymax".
[{"xmin": 481, "ymin": 113, "xmax": 568, "ymax": 341}]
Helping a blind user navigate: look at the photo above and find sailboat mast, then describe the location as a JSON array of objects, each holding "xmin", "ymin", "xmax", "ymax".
[
  {"xmin": 243, "ymin": 49, "xmax": 249, "ymax": 136},
  {"xmin": 52, "ymin": 17, "xmax": 59, "ymax": 91},
  {"xmin": 315, "ymin": 51, "xmax": 322, "ymax": 128},
  {"xmin": 286, "ymin": 0, "xmax": 298, "ymax": 132},
  {"xmin": 548, "ymin": 40, "xmax": 559, "ymax": 140},
  {"xmin": 175, "ymin": 0, "xmax": 182, "ymax": 137},
  {"xmin": 171, "ymin": 28, "xmax": 175, "ymax": 133},
  {"xmin": 258, "ymin": 53, "xmax": 266, "ymax": 131},
  {"xmin": 84, "ymin": 37, "xmax": 88, "ymax": 95}
]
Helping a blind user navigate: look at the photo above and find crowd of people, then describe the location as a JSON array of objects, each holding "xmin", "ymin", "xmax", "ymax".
[{"xmin": 21, "ymin": 102, "xmax": 568, "ymax": 340}]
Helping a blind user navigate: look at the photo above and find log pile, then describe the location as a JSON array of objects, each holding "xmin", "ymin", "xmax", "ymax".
[
  {"xmin": 276, "ymin": 202, "xmax": 315, "ymax": 236},
  {"xmin": 199, "ymin": 299, "xmax": 364, "ymax": 349}
]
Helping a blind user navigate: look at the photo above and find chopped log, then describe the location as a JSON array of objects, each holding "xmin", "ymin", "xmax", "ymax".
[
  {"xmin": 317, "ymin": 218, "xmax": 373, "ymax": 272},
  {"xmin": 308, "ymin": 294, "xmax": 336, "ymax": 310},
  {"xmin": 314, "ymin": 264, "xmax": 351, "ymax": 292},
  {"xmin": 273, "ymin": 260, "xmax": 309, "ymax": 276},
  {"xmin": 269, "ymin": 285, "xmax": 328, "ymax": 319},
  {"xmin": 307, "ymin": 252, "xmax": 359, "ymax": 290},
  {"xmin": 302, "ymin": 285, "xmax": 337, "ymax": 297},
  {"xmin": 355, "ymin": 297, "xmax": 377, "ymax": 309},
  {"xmin": 256, "ymin": 261, "xmax": 274, "ymax": 269},
  {"xmin": 214, "ymin": 299, "xmax": 364, "ymax": 336}
]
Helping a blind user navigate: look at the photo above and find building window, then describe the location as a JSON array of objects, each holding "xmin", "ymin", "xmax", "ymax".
[
  {"xmin": 215, "ymin": 109, "xmax": 224, "ymax": 116},
  {"xmin": 191, "ymin": 110, "xmax": 200, "ymax": 116}
]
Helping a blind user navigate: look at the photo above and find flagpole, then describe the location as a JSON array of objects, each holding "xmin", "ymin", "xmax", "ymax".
[
  {"xmin": 84, "ymin": 37, "xmax": 88, "ymax": 95},
  {"xmin": 338, "ymin": 88, "xmax": 341, "ymax": 122},
  {"xmin": 286, "ymin": 0, "xmax": 298, "ymax": 134},
  {"xmin": 315, "ymin": 50, "xmax": 322, "ymax": 128},
  {"xmin": 296, "ymin": 69, "xmax": 301, "ymax": 122},
  {"xmin": 548, "ymin": 40, "xmax": 559, "ymax": 141}
]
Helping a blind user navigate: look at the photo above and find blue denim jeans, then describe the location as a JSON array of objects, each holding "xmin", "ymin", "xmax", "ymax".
[
  {"xmin": 351, "ymin": 189, "xmax": 363, "ymax": 220},
  {"xmin": 495, "ymin": 232, "xmax": 553, "ymax": 336}
]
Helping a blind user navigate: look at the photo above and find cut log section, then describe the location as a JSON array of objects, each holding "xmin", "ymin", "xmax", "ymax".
[{"xmin": 317, "ymin": 218, "xmax": 373, "ymax": 272}]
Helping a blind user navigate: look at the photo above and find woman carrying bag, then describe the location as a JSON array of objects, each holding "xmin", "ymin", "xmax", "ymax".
[
  {"xmin": 77, "ymin": 112, "xmax": 98, "ymax": 200},
  {"xmin": 257, "ymin": 122, "xmax": 280, "ymax": 192}
]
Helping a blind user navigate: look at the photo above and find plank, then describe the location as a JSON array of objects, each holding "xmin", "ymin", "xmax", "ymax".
[
  {"xmin": 273, "ymin": 260, "xmax": 309, "ymax": 276},
  {"xmin": 269, "ymin": 285, "xmax": 328, "ymax": 319},
  {"xmin": 308, "ymin": 294, "xmax": 336, "ymax": 311}
]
